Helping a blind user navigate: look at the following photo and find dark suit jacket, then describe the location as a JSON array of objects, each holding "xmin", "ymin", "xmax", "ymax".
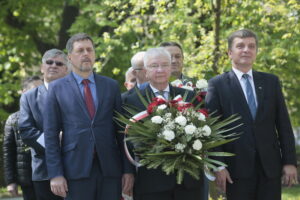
[
  {"xmin": 205, "ymin": 70, "xmax": 297, "ymax": 179},
  {"xmin": 44, "ymin": 73, "xmax": 134, "ymax": 180},
  {"xmin": 122, "ymin": 84, "xmax": 205, "ymax": 194},
  {"xmin": 19, "ymin": 85, "xmax": 48, "ymax": 181}
]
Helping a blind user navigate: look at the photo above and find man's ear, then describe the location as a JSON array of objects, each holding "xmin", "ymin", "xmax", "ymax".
[
  {"xmin": 40, "ymin": 64, "xmax": 45, "ymax": 74},
  {"xmin": 132, "ymin": 70, "xmax": 137, "ymax": 76},
  {"xmin": 228, "ymin": 50, "xmax": 232, "ymax": 58}
]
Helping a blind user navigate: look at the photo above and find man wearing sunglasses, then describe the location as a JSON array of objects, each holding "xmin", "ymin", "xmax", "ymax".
[{"xmin": 19, "ymin": 49, "xmax": 68, "ymax": 200}]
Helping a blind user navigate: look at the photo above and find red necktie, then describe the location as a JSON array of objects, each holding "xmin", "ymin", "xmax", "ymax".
[{"xmin": 82, "ymin": 79, "xmax": 95, "ymax": 119}]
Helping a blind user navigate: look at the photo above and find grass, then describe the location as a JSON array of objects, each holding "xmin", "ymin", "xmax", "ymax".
[
  {"xmin": 282, "ymin": 184, "xmax": 300, "ymax": 200},
  {"xmin": 209, "ymin": 183, "xmax": 300, "ymax": 200},
  {"xmin": 0, "ymin": 185, "xmax": 299, "ymax": 199}
]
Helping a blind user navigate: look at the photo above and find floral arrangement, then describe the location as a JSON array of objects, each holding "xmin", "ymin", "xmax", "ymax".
[{"xmin": 116, "ymin": 79, "xmax": 240, "ymax": 184}]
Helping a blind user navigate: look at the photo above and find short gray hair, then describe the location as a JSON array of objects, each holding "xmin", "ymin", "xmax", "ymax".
[
  {"xmin": 66, "ymin": 33, "xmax": 94, "ymax": 53},
  {"xmin": 42, "ymin": 49, "xmax": 68, "ymax": 64},
  {"xmin": 131, "ymin": 51, "xmax": 145, "ymax": 69},
  {"xmin": 125, "ymin": 67, "xmax": 134, "ymax": 81},
  {"xmin": 144, "ymin": 47, "xmax": 171, "ymax": 68}
]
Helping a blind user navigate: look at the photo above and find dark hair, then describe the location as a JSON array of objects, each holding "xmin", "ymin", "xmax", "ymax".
[
  {"xmin": 66, "ymin": 33, "xmax": 94, "ymax": 53},
  {"xmin": 159, "ymin": 41, "xmax": 183, "ymax": 55},
  {"xmin": 22, "ymin": 75, "xmax": 42, "ymax": 90},
  {"xmin": 228, "ymin": 29, "xmax": 258, "ymax": 50}
]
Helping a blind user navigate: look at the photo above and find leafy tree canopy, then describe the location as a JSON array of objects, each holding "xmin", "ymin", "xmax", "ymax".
[{"xmin": 1, "ymin": 0, "xmax": 300, "ymax": 128}]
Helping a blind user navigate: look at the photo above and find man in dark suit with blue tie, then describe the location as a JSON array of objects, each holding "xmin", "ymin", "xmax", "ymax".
[
  {"xmin": 123, "ymin": 47, "xmax": 206, "ymax": 200},
  {"xmin": 19, "ymin": 49, "xmax": 69, "ymax": 200},
  {"xmin": 44, "ymin": 33, "xmax": 134, "ymax": 200},
  {"xmin": 205, "ymin": 29, "xmax": 297, "ymax": 200}
]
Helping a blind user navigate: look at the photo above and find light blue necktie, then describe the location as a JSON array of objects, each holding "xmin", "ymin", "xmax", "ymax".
[{"xmin": 243, "ymin": 74, "xmax": 257, "ymax": 119}]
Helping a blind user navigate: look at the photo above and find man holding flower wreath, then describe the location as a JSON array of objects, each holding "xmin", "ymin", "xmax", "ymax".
[{"xmin": 122, "ymin": 47, "xmax": 206, "ymax": 200}]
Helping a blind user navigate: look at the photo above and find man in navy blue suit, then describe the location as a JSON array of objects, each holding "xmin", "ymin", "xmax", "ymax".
[
  {"xmin": 205, "ymin": 29, "xmax": 297, "ymax": 200},
  {"xmin": 19, "ymin": 49, "xmax": 69, "ymax": 200},
  {"xmin": 44, "ymin": 33, "xmax": 134, "ymax": 200},
  {"xmin": 123, "ymin": 48, "xmax": 206, "ymax": 200}
]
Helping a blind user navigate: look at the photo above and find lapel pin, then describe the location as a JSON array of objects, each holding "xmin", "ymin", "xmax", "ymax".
[{"xmin": 258, "ymin": 86, "xmax": 262, "ymax": 90}]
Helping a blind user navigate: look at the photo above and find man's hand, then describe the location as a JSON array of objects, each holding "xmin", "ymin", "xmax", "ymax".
[
  {"xmin": 282, "ymin": 165, "xmax": 298, "ymax": 187},
  {"xmin": 122, "ymin": 173, "xmax": 134, "ymax": 196},
  {"xmin": 50, "ymin": 176, "xmax": 68, "ymax": 198},
  {"xmin": 214, "ymin": 168, "xmax": 233, "ymax": 192},
  {"xmin": 7, "ymin": 183, "xmax": 18, "ymax": 196}
]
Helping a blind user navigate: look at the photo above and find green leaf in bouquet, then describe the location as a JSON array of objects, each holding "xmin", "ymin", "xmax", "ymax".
[
  {"xmin": 143, "ymin": 151, "xmax": 182, "ymax": 156},
  {"xmin": 202, "ymin": 157, "xmax": 229, "ymax": 167},
  {"xmin": 182, "ymin": 90, "xmax": 189, "ymax": 102},
  {"xmin": 209, "ymin": 114, "xmax": 241, "ymax": 130},
  {"xmin": 135, "ymin": 87, "xmax": 150, "ymax": 107},
  {"xmin": 201, "ymin": 161, "xmax": 218, "ymax": 171},
  {"xmin": 176, "ymin": 169, "xmax": 184, "ymax": 184},
  {"xmin": 194, "ymin": 101, "xmax": 205, "ymax": 111},
  {"xmin": 203, "ymin": 137, "xmax": 239, "ymax": 150},
  {"xmin": 181, "ymin": 165, "xmax": 200, "ymax": 181},
  {"xmin": 145, "ymin": 89, "xmax": 155, "ymax": 103},
  {"xmin": 205, "ymin": 152, "xmax": 235, "ymax": 157}
]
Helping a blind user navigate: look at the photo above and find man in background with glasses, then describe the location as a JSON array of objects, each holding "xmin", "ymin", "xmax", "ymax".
[{"xmin": 19, "ymin": 49, "xmax": 68, "ymax": 200}]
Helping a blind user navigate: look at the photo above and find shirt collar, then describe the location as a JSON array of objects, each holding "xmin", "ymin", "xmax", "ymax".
[
  {"xmin": 44, "ymin": 81, "xmax": 49, "ymax": 90},
  {"xmin": 232, "ymin": 67, "xmax": 253, "ymax": 81},
  {"xmin": 149, "ymin": 84, "xmax": 170, "ymax": 93},
  {"xmin": 72, "ymin": 72, "xmax": 95, "ymax": 84}
]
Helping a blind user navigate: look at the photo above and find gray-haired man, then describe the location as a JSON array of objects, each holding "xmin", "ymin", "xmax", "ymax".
[{"xmin": 19, "ymin": 49, "xmax": 68, "ymax": 200}]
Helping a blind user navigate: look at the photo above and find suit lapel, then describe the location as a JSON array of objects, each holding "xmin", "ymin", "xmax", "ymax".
[
  {"xmin": 67, "ymin": 73, "xmax": 91, "ymax": 119},
  {"xmin": 253, "ymin": 71, "xmax": 264, "ymax": 122},
  {"xmin": 228, "ymin": 70, "xmax": 253, "ymax": 120},
  {"xmin": 37, "ymin": 84, "xmax": 47, "ymax": 125},
  {"xmin": 94, "ymin": 74, "xmax": 105, "ymax": 118}
]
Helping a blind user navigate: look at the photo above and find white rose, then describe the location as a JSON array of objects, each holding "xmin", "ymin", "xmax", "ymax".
[
  {"xmin": 162, "ymin": 130, "xmax": 175, "ymax": 141},
  {"xmin": 157, "ymin": 104, "xmax": 167, "ymax": 110},
  {"xmin": 164, "ymin": 112, "xmax": 172, "ymax": 118},
  {"xmin": 171, "ymin": 79, "xmax": 183, "ymax": 87},
  {"xmin": 196, "ymin": 79, "xmax": 208, "ymax": 89},
  {"xmin": 151, "ymin": 116, "xmax": 163, "ymax": 124},
  {"xmin": 192, "ymin": 139, "xmax": 202, "ymax": 150},
  {"xmin": 164, "ymin": 121, "xmax": 175, "ymax": 130},
  {"xmin": 198, "ymin": 113, "xmax": 206, "ymax": 121},
  {"xmin": 175, "ymin": 116, "xmax": 187, "ymax": 126},
  {"xmin": 184, "ymin": 124, "xmax": 197, "ymax": 135},
  {"xmin": 202, "ymin": 125, "xmax": 212, "ymax": 136},
  {"xmin": 175, "ymin": 143, "xmax": 186, "ymax": 152}
]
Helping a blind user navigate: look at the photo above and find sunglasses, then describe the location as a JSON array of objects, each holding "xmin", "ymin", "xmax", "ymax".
[{"xmin": 45, "ymin": 60, "xmax": 65, "ymax": 66}]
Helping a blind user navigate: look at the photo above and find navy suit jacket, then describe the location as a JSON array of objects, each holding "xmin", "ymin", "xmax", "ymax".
[
  {"xmin": 44, "ymin": 73, "xmax": 134, "ymax": 180},
  {"xmin": 122, "ymin": 84, "xmax": 205, "ymax": 194},
  {"xmin": 205, "ymin": 70, "xmax": 297, "ymax": 178},
  {"xmin": 19, "ymin": 84, "xmax": 48, "ymax": 181}
]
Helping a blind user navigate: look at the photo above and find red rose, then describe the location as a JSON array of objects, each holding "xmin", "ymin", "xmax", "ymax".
[{"xmin": 197, "ymin": 108, "xmax": 208, "ymax": 117}]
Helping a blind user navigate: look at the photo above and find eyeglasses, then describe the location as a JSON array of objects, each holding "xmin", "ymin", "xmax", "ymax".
[{"xmin": 45, "ymin": 60, "xmax": 65, "ymax": 66}]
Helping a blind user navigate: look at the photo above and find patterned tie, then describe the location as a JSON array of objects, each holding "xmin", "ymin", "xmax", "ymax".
[
  {"xmin": 82, "ymin": 79, "xmax": 95, "ymax": 119},
  {"xmin": 156, "ymin": 91, "xmax": 166, "ymax": 99},
  {"xmin": 242, "ymin": 74, "xmax": 257, "ymax": 119}
]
